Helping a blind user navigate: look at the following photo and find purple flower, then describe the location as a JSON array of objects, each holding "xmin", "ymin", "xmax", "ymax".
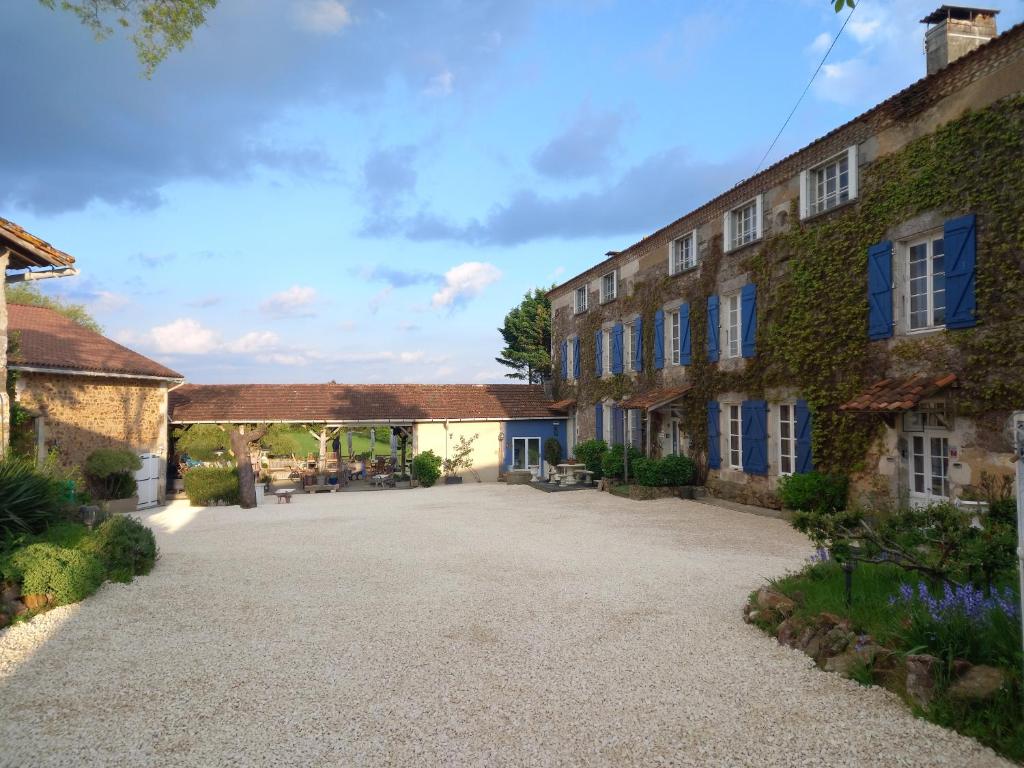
[{"xmin": 890, "ymin": 580, "xmax": 1020, "ymax": 626}]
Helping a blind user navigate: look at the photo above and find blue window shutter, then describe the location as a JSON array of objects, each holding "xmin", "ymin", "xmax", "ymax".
[
  {"xmin": 867, "ymin": 240, "xmax": 893, "ymax": 340},
  {"xmin": 595, "ymin": 330, "xmax": 603, "ymax": 376},
  {"xmin": 572, "ymin": 336, "xmax": 581, "ymax": 380},
  {"xmin": 680, "ymin": 303, "xmax": 691, "ymax": 365},
  {"xmin": 611, "ymin": 405, "xmax": 623, "ymax": 445},
  {"xmin": 611, "ymin": 323, "xmax": 624, "ymax": 374},
  {"xmin": 741, "ymin": 400, "xmax": 768, "ymax": 475},
  {"xmin": 707, "ymin": 401, "xmax": 721, "ymax": 469},
  {"xmin": 654, "ymin": 310, "xmax": 665, "ymax": 370},
  {"xmin": 560, "ymin": 340, "xmax": 568, "ymax": 381},
  {"xmin": 633, "ymin": 318, "xmax": 644, "ymax": 371},
  {"xmin": 741, "ymin": 283, "xmax": 757, "ymax": 358},
  {"xmin": 707, "ymin": 295, "xmax": 720, "ymax": 362},
  {"xmin": 595, "ymin": 403, "xmax": 603, "ymax": 441},
  {"xmin": 944, "ymin": 213, "xmax": 977, "ymax": 329},
  {"xmin": 795, "ymin": 399, "xmax": 813, "ymax": 474}
]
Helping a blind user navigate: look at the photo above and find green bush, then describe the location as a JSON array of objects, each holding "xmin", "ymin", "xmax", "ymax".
[
  {"xmin": 412, "ymin": 450, "xmax": 442, "ymax": 488},
  {"xmin": 660, "ymin": 454, "xmax": 697, "ymax": 486},
  {"xmin": 543, "ymin": 436, "xmax": 562, "ymax": 469},
  {"xmin": 84, "ymin": 516, "xmax": 158, "ymax": 582},
  {"xmin": 0, "ymin": 456, "xmax": 66, "ymax": 544},
  {"xmin": 3, "ymin": 543, "xmax": 105, "ymax": 605},
  {"xmin": 778, "ymin": 471, "xmax": 848, "ymax": 512},
  {"xmin": 84, "ymin": 448, "xmax": 141, "ymax": 500},
  {"xmin": 601, "ymin": 444, "xmax": 643, "ymax": 480},
  {"xmin": 631, "ymin": 457, "xmax": 659, "ymax": 486},
  {"xmin": 183, "ymin": 466, "xmax": 239, "ymax": 506},
  {"xmin": 574, "ymin": 439, "xmax": 607, "ymax": 478}
]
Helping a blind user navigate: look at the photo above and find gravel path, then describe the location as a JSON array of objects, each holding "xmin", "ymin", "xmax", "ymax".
[{"xmin": 0, "ymin": 486, "xmax": 1011, "ymax": 767}]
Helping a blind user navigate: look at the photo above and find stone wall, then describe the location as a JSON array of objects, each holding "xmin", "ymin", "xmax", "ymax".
[{"xmin": 15, "ymin": 372, "xmax": 170, "ymax": 501}]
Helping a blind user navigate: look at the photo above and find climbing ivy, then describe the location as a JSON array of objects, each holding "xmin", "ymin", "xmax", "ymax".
[{"xmin": 558, "ymin": 95, "xmax": 1024, "ymax": 481}]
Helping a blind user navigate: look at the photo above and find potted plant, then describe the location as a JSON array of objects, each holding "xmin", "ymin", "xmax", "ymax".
[
  {"xmin": 84, "ymin": 448, "xmax": 142, "ymax": 514},
  {"xmin": 441, "ymin": 433, "xmax": 478, "ymax": 485}
]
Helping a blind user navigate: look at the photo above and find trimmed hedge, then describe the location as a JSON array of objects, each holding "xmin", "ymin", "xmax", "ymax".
[
  {"xmin": 183, "ymin": 466, "xmax": 240, "ymax": 506},
  {"xmin": 601, "ymin": 444, "xmax": 643, "ymax": 480},
  {"xmin": 574, "ymin": 439, "xmax": 607, "ymax": 479},
  {"xmin": 84, "ymin": 515, "xmax": 158, "ymax": 582},
  {"xmin": 778, "ymin": 471, "xmax": 848, "ymax": 512},
  {"xmin": 631, "ymin": 454, "xmax": 697, "ymax": 487},
  {"xmin": 4, "ymin": 543, "xmax": 105, "ymax": 605},
  {"xmin": 84, "ymin": 448, "xmax": 141, "ymax": 500}
]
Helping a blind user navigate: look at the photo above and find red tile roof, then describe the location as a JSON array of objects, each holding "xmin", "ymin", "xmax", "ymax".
[
  {"xmin": 620, "ymin": 385, "xmax": 693, "ymax": 410},
  {"xmin": 169, "ymin": 383, "xmax": 565, "ymax": 423},
  {"xmin": 7, "ymin": 304, "xmax": 183, "ymax": 380},
  {"xmin": 550, "ymin": 398, "xmax": 576, "ymax": 413},
  {"xmin": 839, "ymin": 373, "xmax": 958, "ymax": 412},
  {"xmin": 1, "ymin": 217, "xmax": 76, "ymax": 270}
]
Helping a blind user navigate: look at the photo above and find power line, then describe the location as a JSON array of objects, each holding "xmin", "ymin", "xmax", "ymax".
[{"xmin": 754, "ymin": 2, "xmax": 859, "ymax": 173}]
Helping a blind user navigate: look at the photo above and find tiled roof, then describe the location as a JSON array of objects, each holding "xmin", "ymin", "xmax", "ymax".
[
  {"xmin": 170, "ymin": 383, "xmax": 565, "ymax": 423},
  {"xmin": 550, "ymin": 398, "xmax": 576, "ymax": 413},
  {"xmin": 839, "ymin": 373, "xmax": 957, "ymax": 412},
  {"xmin": 7, "ymin": 304, "xmax": 183, "ymax": 380},
  {"xmin": 1, "ymin": 217, "xmax": 76, "ymax": 270},
  {"xmin": 620, "ymin": 385, "xmax": 693, "ymax": 410}
]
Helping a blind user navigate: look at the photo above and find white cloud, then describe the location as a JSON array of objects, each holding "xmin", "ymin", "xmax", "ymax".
[
  {"xmin": 424, "ymin": 69, "xmax": 454, "ymax": 97},
  {"xmin": 368, "ymin": 286, "xmax": 392, "ymax": 314},
  {"xmin": 227, "ymin": 330, "xmax": 281, "ymax": 354},
  {"xmin": 259, "ymin": 285, "xmax": 318, "ymax": 318},
  {"xmin": 847, "ymin": 17, "xmax": 882, "ymax": 44},
  {"xmin": 294, "ymin": 0, "xmax": 352, "ymax": 34},
  {"xmin": 807, "ymin": 32, "xmax": 831, "ymax": 55},
  {"xmin": 91, "ymin": 291, "xmax": 131, "ymax": 312},
  {"xmin": 431, "ymin": 261, "xmax": 502, "ymax": 308},
  {"xmin": 149, "ymin": 318, "xmax": 221, "ymax": 355}
]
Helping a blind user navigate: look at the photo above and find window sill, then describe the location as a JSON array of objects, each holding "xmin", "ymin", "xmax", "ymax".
[
  {"xmin": 574, "ymin": 308, "xmax": 588, "ymax": 316},
  {"xmin": 800, "ymin": 197, "xmax": 858, "ymax": 224},
  {"xmin": 724, "ymin": 237, "xmax": 763, "ymax": 256},
  {"xmin": 669, "ymin": 264, "xmax": 700, "ymax": 277},
  {"xmin": 902, "ymin": 326, "xmax": 946, "ymax": 337},
  {"xmin": 599, "ymin": 296, "xmax": 618, "ymax": 305}
]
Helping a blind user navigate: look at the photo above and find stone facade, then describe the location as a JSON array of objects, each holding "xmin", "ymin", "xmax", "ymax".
[
  {"xmin": 15, "ymin": 372, "xmax": 171, "ymax": 502},
  {"xmin": 549, "ymin": 25, "xmax": 1024, "ymax": 508}
]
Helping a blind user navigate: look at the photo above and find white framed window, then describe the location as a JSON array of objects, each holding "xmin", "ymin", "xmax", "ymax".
[
  {"xmin": 723, "ymin": 293, "xmax": 741, "ymax": 359},
  {"xmin": 669, "ymin": 309, "xmax": 681, "ymax": 366},
  {"xmin": 724, "ymin": 195, "xmax": 762, "ymax": 252},
  {"xmin": 574, "ymin": 286, "xmax": 588, "ymax": 314},
  {"xmin": 566, "ymin": 336, "xmax": 576, "ymax": 380},
  {"xmin": 602, "ymin": 329, "xmax": 612, "ymax": 376},
  {"xmin": 600, "ymin": 271, "xmax": 617, "ymax": 303},
  {"xmin": 911, "ymin": 435, "xmax": 950, "ymax": 501},
  {"xmin": 907, "ymin": 232, "xmax": 946, "ymax": 331},
  {"xmin": 669, "ymin": 231, "xmax": 697, "ymax": 274},
  {"xmin": 623, "ymin": 322, "xmax": 634, "ymax": 372},
  {"xmin": 727, "ymin": 404, "xmax": 742, "ymax": 469},
  {"xmin": 778, "ymin": 403, "xmax": 796, "ymax": 476},
  {"xmin": 800, "ymin": 146, "xmax": 858, "ymax": 220}
]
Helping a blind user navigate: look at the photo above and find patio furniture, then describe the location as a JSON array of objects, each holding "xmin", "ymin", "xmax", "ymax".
[
  {"xmin": 274, "ymin": 489, "xmax": 295, "ymax": 504},
  {"xmin": 371, "ymin": 473, "xmax": 392, "ymax": 489}
]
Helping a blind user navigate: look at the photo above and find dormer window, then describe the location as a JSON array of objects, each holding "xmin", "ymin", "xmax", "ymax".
[
  {"xmin": 600, "ymin": 270, "xmax": 617, "ymax": 303},
  {"xmin": 669, "ymin": 231, "xmax": 697, "ymax": 274},
  {"xmin": 723, "ymin": 195, "xmax": 762, "ymax": 252},
  {"xmin": 574, "ymin": 285, "xmax": 588, "ymax": 314},
  {"xmin": 800, "ymin": 146, "xmax": 859, "ymax": 219}
]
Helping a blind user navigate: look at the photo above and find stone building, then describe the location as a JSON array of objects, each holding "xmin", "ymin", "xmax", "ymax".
[
  {"xmin": 548, "ymin": 8, "xmax": 1024, "ymax": 508},
  {"xmin": 7, "ymin": 304, "xmax": 183, "ymax": 502},
  {"xmin": 1, "ymin": 218, "xmax": 78, "ymax": 457}
]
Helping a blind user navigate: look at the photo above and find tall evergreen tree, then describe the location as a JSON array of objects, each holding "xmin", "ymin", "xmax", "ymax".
[{"xmin": 496, "ymin": 288, "xmax": 552, "ymax": 384}]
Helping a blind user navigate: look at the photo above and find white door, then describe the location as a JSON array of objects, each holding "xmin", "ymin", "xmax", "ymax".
[
  {"xmin": 135, "ymin": 453, "xmax": 160, "ymax": 510},
  {"xmin": 512, "ymin": 437, "xmax": 542, "ymax": 478},
  {"xmin": 910, "ymin": 435, "xmax": 949, "ymax": 505}
]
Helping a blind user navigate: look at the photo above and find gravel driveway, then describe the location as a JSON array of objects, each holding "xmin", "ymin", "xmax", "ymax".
[{"xmin": 0, "ymin": 486, "xmax": 1010, "ymax": 767}]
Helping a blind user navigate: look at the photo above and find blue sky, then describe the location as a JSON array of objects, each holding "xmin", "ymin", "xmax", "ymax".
[{"xmin": 6, "ymin": 0, "xmax": 1022, "ymax": 384}]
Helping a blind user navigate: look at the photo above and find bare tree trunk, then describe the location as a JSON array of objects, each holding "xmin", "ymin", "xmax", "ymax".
[{"xmin": 230, "ymin": 424, "xmax": 269, "ymax": 509}]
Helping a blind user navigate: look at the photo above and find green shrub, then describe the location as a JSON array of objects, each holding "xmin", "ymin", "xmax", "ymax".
[
  {"xmin": 631, "ymin": 456, "xmax": 660, "ymax": 486},
  {"xmin": 183, "ymin": 466, "xmax": 239, "ymax": 506},
  {"xmin": 84, "ymin": 516, "xmax": 158, "ymax": 582},
  {"xmin": 574, "ymin": 439, "xmax": 607, "ymax": 478},
  {"xmin": 660, "ymin": 454, "xmax": 696, "ymax": 486},
  {"xmin": 0, "ymin": 456, "xmax": 66, "ymax": 543},
  {"xmin": 412, "ymin": 450, "xmax": 442, "ymax": 488},
  {"xmin": 543, "ymin": 436, "xmax": 562, "ymax": 469},
  {"xmin": 601, "ymin": 444, "xmax": 643, "ymax": 480},
  {"xmin": 84, "ymin": 448, "xmax": 142, "ymax": 500},
  {"xmin": 778, "ymin": 471, "xmax": 848, "ymax": 512},
  {"xmin": 3, "ymin": 543, "xmax": 105, "ymax": 605}
]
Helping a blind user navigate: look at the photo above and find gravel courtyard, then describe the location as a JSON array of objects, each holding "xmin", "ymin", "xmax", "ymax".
[{"xmin": 0, "ymin": 486, "xmax": 1011, "ymax": 767}]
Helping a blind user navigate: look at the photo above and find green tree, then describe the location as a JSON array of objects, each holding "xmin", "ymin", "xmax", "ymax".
[
  {"xmin": 38, "ymin": 0, "xmax": 217, "ymax": 76},
  {"xmin": 5, "ymin": 283, "xmax": 102, "ymax": 333},
  {"xmin": 496, "ymin": 287, "xmax": 552, "ymax": 384}
]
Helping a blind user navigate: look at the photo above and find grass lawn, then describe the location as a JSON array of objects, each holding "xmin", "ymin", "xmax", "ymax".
[{"xmin": 283, "ymin": 428, "xmax": 393, "ymax": 458}]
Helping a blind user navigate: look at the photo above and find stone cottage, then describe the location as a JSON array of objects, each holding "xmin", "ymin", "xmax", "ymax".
[
  {"xmin": 7, "ymin": 304, "xmax": 183, "ymax": 502},
  {"xmin": 1, "ymin": 217, "xmax": 78, "ymax": 457},
  {"xmin": 548, "ymin": 7, "xmax": 1023, "ymax": 508}
]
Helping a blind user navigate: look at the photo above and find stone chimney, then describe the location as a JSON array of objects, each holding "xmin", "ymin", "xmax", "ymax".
[{"xmin": 921, "ymin": 6, "xmax": 999, "ymax": 76}]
